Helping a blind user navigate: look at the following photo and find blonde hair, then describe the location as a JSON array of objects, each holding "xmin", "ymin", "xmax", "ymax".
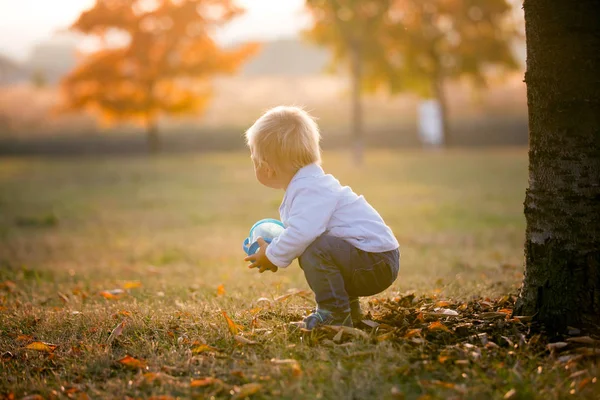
[{"xmin": 245, "ymin": 106, "xmax": 321, "ymax": 172}]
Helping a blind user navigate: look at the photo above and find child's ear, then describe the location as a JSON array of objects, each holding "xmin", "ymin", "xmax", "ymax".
[{"xmin": 263, "ymin": 161, "xmax": 276, "ymax": 178}]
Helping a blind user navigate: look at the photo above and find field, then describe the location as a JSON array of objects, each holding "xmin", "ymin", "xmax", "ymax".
[{"xmin": 1, "ymin": 149, "xmax": 598, "ymax": 399}]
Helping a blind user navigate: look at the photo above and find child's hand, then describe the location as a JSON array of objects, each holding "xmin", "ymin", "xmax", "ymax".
[{"xmin": 244, "ymin": 237, "xmax": 278, "ymax": 273}]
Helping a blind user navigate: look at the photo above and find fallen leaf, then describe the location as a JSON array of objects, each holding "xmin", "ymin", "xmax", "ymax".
[
  {"xmin": 190, "ymin": 377, "xmax": 222, "ymax": 387},
  {"xmin": 578, "ymin": 377, "xmax": 591, "ymax": 390},
  {"xmin": 234, "ymin": 335, "xmax": 258, "ymax": 345},
  {"xmin": 232, "ymin": 383, "xmax": 262, "ymax": 399},
  {"xmin": 405, "ymin": 328, "xmax": 422, "ymax": 338},
  {"xmin": 291, "ymin": 363, "xmax": 303, "ymax": 377},
  {"xmin": 99, "ymin": 289, "xmax": 125, "ymax": 300},
  {"xmin": 428, "ymin": 321, "xmax": 451, "ymax": 333},
  {"xmin": 16, "ymin": 334, "xmax": 34, "ymax": 343},
  {"xmin": 217, "ymin": 284, "xmax": 225, "ymax": 296},
  {"xmin": 21, "ymin": 396, "xmax": 44, "ymax": 400},
  {"xmin": 504, "ymin": 388, "xmax": 517, "ymax": 399},
  {"xmin": 434, "ymin": 308, "xmax": 459, "ymax": 316},
  {"xmin": 255, "ymin": 297, "xmax": 273, "ymax": 308},
  {"xmin": 148, "ymin": 396, "xmax": 175, "ymax": 400},
  {"xmin": 498, "ymin": 308, "xmax": 512, "ymax": 314},
  {"xmin": 547, "ymin": 342, "xmax": 569, "ymax": 351},
  {"xmin": 191, "ymin": 344, "xmax": 217, "ymax": 354},
  {"xmin": 436, "ymin": 301, "xmax": 451, "ymax": 307},
  {"xmin": 107, "ymin": 320, "xmax": 126, "ymax": 344},
  {"xmin": 480, "ymin": 312, "xmax": 508, "ymax": 320},
  {"xmin": 222, "ymin": 311, "xmax": 243, "ymax": 335},
  {"xmin": 361, "ymin": 319, "xmax": 380, "ymax": 328},
  {"xmin": 25, "ymin": 341, "xmax": 57, "ymax": 353},
  {"xmin": 58, "ymin": 292, "xmax": 69, "ymax": 303},
  {"xmin": 567, "ymin": 336, "xmax": 599, "ymax": 345},
  {"xmin": 332, "ymin": 329, "xmax": 344, "ymax": 343},
  {"xmin": 122, "ymin": 281, "xmax": 142, "ymax": 289},
  {"xmin": 117, "ymin": 355, "xmax": 146, "ymax": 369}
]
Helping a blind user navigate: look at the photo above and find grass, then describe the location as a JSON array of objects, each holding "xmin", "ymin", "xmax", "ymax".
[{"xmin": 0, "ymin": 149, "xmax": 597, "ymax": 399}]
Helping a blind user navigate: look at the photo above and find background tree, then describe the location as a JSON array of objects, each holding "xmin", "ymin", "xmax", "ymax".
[
  {"xmin": 60, "ymin": 0, "xmax": 257, "ymax": 153},
  {"xmin": 514, "ymin": 0, "xmax": 600, "ymax": 330},
  {"xmin": 365, "ymin": 0, "xmax": 520, "ymax": 146},
  {"xmin": 305, "ymin": 0, "xmax": 391, "ymax": 165}
]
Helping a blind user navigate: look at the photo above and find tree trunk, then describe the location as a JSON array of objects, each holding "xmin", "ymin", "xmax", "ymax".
[
  {"xmin": 349, "ymin": 42, "xmax": 364, "ymax": 166},
  {"xmin": 433, "ymin": 76, "xmax": 450, "ymax": 147},
  {"xmin": 146, "ymin": 118, "xmax": 160, "ymax": 154},
  {"xmin": 514, "ymin": 0, "xmax": 600, "ymax": 331}
]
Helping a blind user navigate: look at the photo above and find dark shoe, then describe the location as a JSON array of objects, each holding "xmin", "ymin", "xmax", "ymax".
[
  {"xmin": 290, "ymin": 308, "xmax": 352, "ymax": 330},
  {"xmin": 350, "ymin": 298, "xmax": 364, "ymax": 324}
]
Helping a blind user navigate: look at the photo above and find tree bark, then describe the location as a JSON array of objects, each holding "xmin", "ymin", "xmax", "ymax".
[
  {"xmin": 349, "ymin": 41, "xmax": 364, "ymax": 166},
  {"xmin": 146, "ymin": 118, "xmax": 160, "ymax": 154},
  {"xmin": 514, "ymin": 0, "xmax": 600, "ymax": 331}
]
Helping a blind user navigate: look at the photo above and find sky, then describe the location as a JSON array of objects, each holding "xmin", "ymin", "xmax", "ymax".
[{"xmin": 0, "ymin": 0, "xmax": 311, "ymax": 62}]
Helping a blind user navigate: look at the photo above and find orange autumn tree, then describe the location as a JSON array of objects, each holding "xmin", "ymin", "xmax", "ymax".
[{"xmin": 61, "ymin": 0, "xmax": 257, "ymax": 152}]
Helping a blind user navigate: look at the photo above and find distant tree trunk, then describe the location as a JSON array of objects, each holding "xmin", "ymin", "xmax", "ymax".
[
  {"xmin": 432, "ymin": 76, "xmax": 450, "ymax": 147},
  {"xmin": 349, "ymin": 41, "xmax": 364, "ymax": 166},
  {"xmin": 514, "ymin": 0, "xmax": 600, "ymax": 331},
  {"xmin": 146, "ymin": 118, "xmax": 160, "ymax": 154}
]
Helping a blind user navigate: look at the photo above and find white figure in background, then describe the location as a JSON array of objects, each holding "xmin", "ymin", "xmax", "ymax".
[{"xmin": 418, "ymin": 99, "xmax": 443, "ymax": 148}]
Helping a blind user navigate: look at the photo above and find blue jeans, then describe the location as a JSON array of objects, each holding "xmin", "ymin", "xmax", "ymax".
[{"xmin": 298, "ymin": 235, "xmax": 400, "ymax": 314}]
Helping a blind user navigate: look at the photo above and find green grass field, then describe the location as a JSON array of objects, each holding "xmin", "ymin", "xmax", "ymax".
[{"xmin": 1, "ymin": 149, "xmax": 598, "ymax": 399}]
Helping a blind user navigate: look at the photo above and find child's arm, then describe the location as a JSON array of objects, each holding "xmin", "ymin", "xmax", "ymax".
[{"xmin": 265, "ymin": 186, "xmax": 338, "ymax": 268}]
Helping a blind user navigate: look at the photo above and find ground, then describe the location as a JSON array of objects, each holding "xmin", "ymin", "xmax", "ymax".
[{"xmin": 0, "ymin": 149, "xmax": 598, "ymax": 399}]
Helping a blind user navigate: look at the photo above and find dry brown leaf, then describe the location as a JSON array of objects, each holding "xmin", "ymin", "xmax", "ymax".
[
  {"xmin": 361, "ymin": 320, "xmax": 380, "ymax": 328},
  {"xmin": 234, "ymin": 335, "xmax": 258, "ymax": 345},
  {"xmin": 255, "ymin": 297, "xmax": 273, "ymax": 308},
  {"xmin": 480, "ymin": 312, "xmax": 508, "ymax": 320},
  {"xmin": 405, "ymin": 328, "xmax": 422, "ymax": 338},
  {"xmin": 498, "ymin": 308, "xmax": 512, "ymax": 314},
  {"xmin": 190, "ymin": 377, "xmax": 222, "ymax": 387},
  {"xmin": 567, "ymin": 336, "xmax": 599, "ymax": 345},
  {"xmin": 428, "ymin": 321, "xmax": 451, "ymax": 333},
  {"xmin": 332, "ymin": 329, "xmax": 344, "ymax": 343},
  {"xmin": 217, "ymin": 284, "xmax": 226, "ymax": 296},
  {"xmin": 503, "ymin": 388, "xmax": 517, "ymax": 399},
  {"xmin": 99, "ymin": 289, "xmax": 125, "ymax": 300},
  {"xmin": 122, "ymin": 281, "xmax": 142, "ymax": 289},
  {"xmin": 21, "ymin": 396, "xmax": 44, "ymax": 400},
  {"xmin": 435, "ymin": 301, "xmax": 451, "ymax": 307},
  {"xmin": 107, "ymin": 320, "xmax": 126, "ymax": 344},
  {"xmin": 148, "ymin": 396, "xmax": 175, "ymax": 400},
  {"xmin": 191, "ymin": 344, "xmax": 217, "ymax": 354},
  {"xmin": 433, "ymin": 308, "xmax": 459, "ymax": 316},
  {"xmin": 58, "ymin": 292, "xmax": 69, "ymax": 303},
  {"xmin": 222, "ymin": 311, "xmax": 242, "ymax": 335},
  {"xmin": 117, "ymin": 355, "xmax": 146, "ymax": 369},
  {"xmin": 232, "ymin": 383, "xmax": 262, "ymax": 399},
  {"xmin": 291, "ymin": 363, "xmax": 303, "ymax": 377},
  {"xmin": 16, "ymin": 334, "xmax": 34, "ymax": 343},
  {"xmin": 338, "ymin": 326, "xmax": 370, "ymax": 340},
  {"xmin": 25, "ymin": 341, "xmax": 57, "ymax": 353},
  {"xmin": 438, "ymin": 354, "xmax": 450, "ymax": 363},
  {"xmin": 578, "ymin": 377, "xmax": 592, "ymax": 390},
  {"xmin": 547, "ymin": 342, "xmax": 569, "ymax": 351}
]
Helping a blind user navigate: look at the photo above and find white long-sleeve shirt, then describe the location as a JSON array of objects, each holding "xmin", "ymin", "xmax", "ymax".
[{"xmin": 265, "ymin": 163, "xmax": 399, "ymax": 268}]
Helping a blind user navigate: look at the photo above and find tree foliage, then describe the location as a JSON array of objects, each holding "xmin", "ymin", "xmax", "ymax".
[
  {"xmin": 60, "ymin": 0, "xmax": 257, "ymax": 150},
  {"xmin": 305, "ymin": 0, "xmax": 520, "ymax": 146},
  {"xmin": 365, "ymin": 0, "xmax": 520, "ymax": 97}
]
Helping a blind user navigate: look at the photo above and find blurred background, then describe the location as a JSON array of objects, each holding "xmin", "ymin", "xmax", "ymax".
[
  {"xmin": 0, "ymin": 0, "xmax": 528, "ymax": 298},
  {"xmin": 0, "ymin": 0, "xmax": 526, "ymax": 156}
]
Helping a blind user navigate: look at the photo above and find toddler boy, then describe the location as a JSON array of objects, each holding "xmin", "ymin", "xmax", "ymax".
[{"xmin": 244, "ymin": 106, "xmax": 400, "ymax": 329}]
